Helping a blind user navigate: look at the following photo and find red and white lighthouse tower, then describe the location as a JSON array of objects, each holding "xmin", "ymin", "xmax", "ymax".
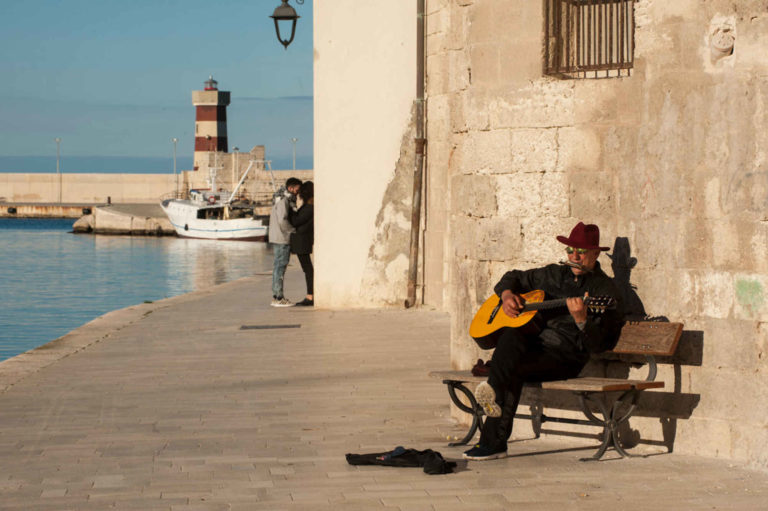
[{"xmin": 192, "ymin": 76, "xmax": 231, "ymax": 171}]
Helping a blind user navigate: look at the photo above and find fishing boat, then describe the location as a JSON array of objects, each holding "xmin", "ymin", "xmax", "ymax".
[{"xmin": 161, "ymin": 161, "xmax": 269, "ymax": 241}]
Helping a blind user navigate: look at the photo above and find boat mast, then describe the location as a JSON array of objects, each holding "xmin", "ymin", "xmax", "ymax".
[
  {"xmin": 265, "ymin": 160, "xmax": 277, "ymax": 194},
  {"xmin": 227, "ymin": 160, "xmax": 256, "ymax": 204}
]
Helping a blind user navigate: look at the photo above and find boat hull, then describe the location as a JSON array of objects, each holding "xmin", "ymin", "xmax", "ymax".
[
  {"xmin": 161, "ymin": 200, "xmax": 268, "ymax": 241},
  {"xmin": 172, "ymin": 232, "xmax": 267, "ymax": 242}
]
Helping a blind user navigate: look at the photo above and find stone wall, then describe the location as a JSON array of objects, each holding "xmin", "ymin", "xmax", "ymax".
[{"xmin": 425, "ymin": 0, "xmax": 768, "ymax": 468}]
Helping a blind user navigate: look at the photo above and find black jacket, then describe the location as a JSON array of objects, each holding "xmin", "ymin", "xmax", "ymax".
[
  {"xmin": 493, "ymin": 262, "xmax": 624, "ymax": 358},
  {"xmin": 289, "ymin": 203, "xmax": 314, "ymax": 255}
]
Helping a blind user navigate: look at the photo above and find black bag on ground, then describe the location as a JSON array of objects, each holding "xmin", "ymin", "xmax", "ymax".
[{"xmin": 345, "ymin": 446, "xmax": 456, "ymax": 475}]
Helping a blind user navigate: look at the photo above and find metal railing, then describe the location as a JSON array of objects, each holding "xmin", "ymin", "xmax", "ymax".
[{"xmin": 159, "ymin": 190, "xmax": 273, "ymax": 207}]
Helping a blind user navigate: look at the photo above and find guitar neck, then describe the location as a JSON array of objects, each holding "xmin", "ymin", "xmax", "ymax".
[{"xmin": 521, "ymin": 298, "xmax": 571, "ymax": 312}]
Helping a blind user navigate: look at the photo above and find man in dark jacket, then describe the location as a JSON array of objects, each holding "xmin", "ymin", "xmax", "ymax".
[
  {"xmin": 268, "ymin": 177, "xmax": 302, "ymax": 307},
  {"xmin": 464, "ymin": 222, "xmax": 624, "ymax": 461}
]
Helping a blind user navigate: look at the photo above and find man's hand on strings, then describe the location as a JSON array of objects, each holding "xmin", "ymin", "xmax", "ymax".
[
  {"xmin": 567, "ymin": 292, "xmax": 588, "ymax": 324},
  {"xmin": 500, "ymin": 290, "xmax": 525, "ymax": 318}
]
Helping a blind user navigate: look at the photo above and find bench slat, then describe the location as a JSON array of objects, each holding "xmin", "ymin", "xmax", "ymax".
[
  {"xmin": 613, "ymin": 322, "xmax": 683, "ymax": 356},
  {"xmin": 429, "ymin": 370, "xmax": 485, "ymax": 383},
  {"xmin": 541, "ymin": 378, "xmax": 664, "ymax": 392},
  {"xmin": 430, "ymin": 371, "xmax": 665, "ymax": 393}
]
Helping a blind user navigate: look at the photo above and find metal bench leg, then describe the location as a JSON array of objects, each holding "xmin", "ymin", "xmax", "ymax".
[
  {"xmin": 578, "ymin": 390, "xmax": 643, "ymax": 461},
  {"xmin": 578, "ymin": 394, "xmax": 612, "ymax": 461},
  {"xmin": 609, "ymin": 389, "xmax": 643, "ymax": 459},
  {"xmin": 529, "ymin": 403, "xmax": 543, "ymax": 438},
  {"xmin": 445, "ymin": 381, "xmax": 483, "ymax": 446}
]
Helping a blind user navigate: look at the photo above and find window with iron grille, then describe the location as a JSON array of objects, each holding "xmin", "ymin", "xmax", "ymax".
[{"xmin": 544, "ymin": 0, "xmax": 635, "ymax": 79}]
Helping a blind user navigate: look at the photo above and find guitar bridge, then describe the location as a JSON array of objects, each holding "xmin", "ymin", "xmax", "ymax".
[{"xmin": 487, "ymin": 300, "xmax": 502, "ymax": 324}]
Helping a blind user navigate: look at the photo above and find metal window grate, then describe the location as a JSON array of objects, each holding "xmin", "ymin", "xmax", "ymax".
[{"xmin": 545, "ymin": 0, "xmax": 635, "ymax": 79}]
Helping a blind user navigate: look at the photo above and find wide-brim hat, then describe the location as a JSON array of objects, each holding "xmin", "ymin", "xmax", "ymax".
[{"xmin": 556, "ymin": 222, "xmax": 609, "ymax": 251}]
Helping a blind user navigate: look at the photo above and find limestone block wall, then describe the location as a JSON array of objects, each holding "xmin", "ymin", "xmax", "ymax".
[{"xmin": 425, "ymin": 0, "xmax": 768, "ymax": 468}]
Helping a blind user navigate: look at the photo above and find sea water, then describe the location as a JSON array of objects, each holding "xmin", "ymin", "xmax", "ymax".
[{"xmin": 0, "ymin": 218, "xmax": 272, "ymax": 362}]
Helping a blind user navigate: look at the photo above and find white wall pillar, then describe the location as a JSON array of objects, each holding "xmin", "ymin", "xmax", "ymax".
[{"xmin": 314, "ymin": 1, "xmax": 417, "ymax": 307}]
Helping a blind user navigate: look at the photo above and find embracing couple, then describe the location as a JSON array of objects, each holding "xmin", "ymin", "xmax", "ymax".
[{"xmin": 269, "ymin": 177, "xmax": 314, "ymax": 308}]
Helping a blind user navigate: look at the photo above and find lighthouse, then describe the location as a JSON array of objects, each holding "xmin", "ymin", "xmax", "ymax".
[{"xmin": 192, "ymin": 76, "xmax": 230, "ymax": 172}]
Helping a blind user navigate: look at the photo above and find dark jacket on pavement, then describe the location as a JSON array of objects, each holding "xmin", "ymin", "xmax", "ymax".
[
  {"xmin": 493, "ymin": 262, "xmax": 624, "ymax": 359},
  {"xmin": 289, "ymin": 203, "xmax": 314, "ymax": 255}
]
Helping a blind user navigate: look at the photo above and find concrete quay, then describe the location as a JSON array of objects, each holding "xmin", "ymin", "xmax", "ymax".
[
  {"xmin": 1, "ymin": 269, "xmax": 767, "ymax": 510},
  {"xmin": 0, "ymin": 202, "xmax": 96, "ymax": 219},
  {"xmin": 72, "ymin": 203, "xmax": 175, "ymax": 236},
  {"xmin": 0, "ymin": 202, "xmax": 175, "ymax": 236}
]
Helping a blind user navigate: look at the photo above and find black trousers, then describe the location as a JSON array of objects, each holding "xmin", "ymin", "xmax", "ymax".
[
  {"xmin": 480, "ymin": 328, "xmax": 586, "ymax": 450},
  {"xmin": 297, "ymin": 253, "xmax": 314, "ymax": 295}
]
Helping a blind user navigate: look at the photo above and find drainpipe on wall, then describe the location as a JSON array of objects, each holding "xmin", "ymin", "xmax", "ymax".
[{"xmin": 405, "ymin": 0, "xmax": 426, "ymax": 309}]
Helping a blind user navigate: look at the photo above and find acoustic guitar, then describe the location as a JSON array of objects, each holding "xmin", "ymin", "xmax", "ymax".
[{"xmin": 469, "ymin": 290, "xmax": 615, "ymax": 349}]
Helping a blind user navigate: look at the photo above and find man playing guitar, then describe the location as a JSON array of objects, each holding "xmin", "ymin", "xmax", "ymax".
[{"xmin": 464, "ymin": 222, "xmax": 625, "ymax": 461}]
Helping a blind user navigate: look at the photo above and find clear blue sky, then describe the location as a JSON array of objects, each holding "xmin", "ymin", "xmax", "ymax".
[{"xmin": 0, "ymin": 0, "xmax": 313, "ymax": 170}]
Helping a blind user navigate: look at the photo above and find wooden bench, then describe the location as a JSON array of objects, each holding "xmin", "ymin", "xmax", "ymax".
[{"xmin": 430, "ymin": 321, "xmax": 683, "ymax": 461}]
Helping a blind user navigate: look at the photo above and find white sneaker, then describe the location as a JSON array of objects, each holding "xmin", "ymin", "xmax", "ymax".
[
  {"xmin": 270, "ymin": 297, "xmax": 294, "ymax": 307},
  {"xmin": 476, "ymin": 381, "xmax": 502, "ymax": 418}
]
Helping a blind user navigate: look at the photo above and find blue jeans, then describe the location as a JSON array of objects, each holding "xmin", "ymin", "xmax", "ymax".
[{"xmin": 271, "ymin": 243, "xmax": 291, "ymax": 298}]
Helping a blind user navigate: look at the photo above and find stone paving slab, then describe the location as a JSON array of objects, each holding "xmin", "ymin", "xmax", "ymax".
[{"xmin": 1, "ymin": 267, "xmax": 768, "ymax": 509}]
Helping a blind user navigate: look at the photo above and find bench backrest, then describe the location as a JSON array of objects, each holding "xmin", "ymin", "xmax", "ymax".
[{"xmin": 611, "ymin": 321, "xmax": 683, "ymax": 356}]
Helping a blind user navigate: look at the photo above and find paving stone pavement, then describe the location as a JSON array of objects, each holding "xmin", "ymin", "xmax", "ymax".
[{"xmin": 1, "ymin": 267, "xmax": 767, "ymax": 510}]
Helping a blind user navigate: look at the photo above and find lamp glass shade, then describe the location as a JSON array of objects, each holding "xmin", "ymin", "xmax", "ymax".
[{"xmin": 270, "ymin": 1, "xmax": 299, "ymax": 48}]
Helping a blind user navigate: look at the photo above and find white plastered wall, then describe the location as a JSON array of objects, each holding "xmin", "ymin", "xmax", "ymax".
[{"xmin": 314, "ymin": 1, "xmax": 416, "ymax": 307}]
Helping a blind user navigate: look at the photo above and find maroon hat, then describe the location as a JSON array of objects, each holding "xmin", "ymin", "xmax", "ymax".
[{"xmin": 556, "ymin": 222, "xmax": 609, "ymax": 251}]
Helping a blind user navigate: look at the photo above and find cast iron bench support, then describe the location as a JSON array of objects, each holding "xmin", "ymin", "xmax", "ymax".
[
  {"xmin": 577, "ymin": 389, "xmax": 641, "ymax": 461},
  {"xmin": 444, "ymin": 380, "xmax": 551, "ymax": 447}
]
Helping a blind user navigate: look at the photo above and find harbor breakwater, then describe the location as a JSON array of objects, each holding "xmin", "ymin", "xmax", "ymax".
[
  {"xmin": 0, "ymin": 170, "xmax": 314, "ymax": 207},
  {"xmin": 72, "ymin": 204, "xmax": 175, "ymax": 236},
  {"xmin": 0, "ymin": 172, "xmax": 177, "ymax": 204},
  {"xmin": 0, "ymin": 203, "xmax": 175, "ymax": 235},
  {"xmin": 0, "ymin": 203, "xmax": 94, "ymax": 218}
]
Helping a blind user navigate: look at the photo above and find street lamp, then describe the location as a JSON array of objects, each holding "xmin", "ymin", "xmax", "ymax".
[
  {"xmin": 54, "ymin": 137, "xmax": 62, "ymax": 203},
  {"xmin": 290, "ymin": 138, "xmax": 298, "ymax": 170},
  {"xmin": 270, "ymin": 0, "xmax": 303, "ymax": 49},
  {"xmin": 172, "ymin": 137, "xmax": 178, "ymax": 197}
]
